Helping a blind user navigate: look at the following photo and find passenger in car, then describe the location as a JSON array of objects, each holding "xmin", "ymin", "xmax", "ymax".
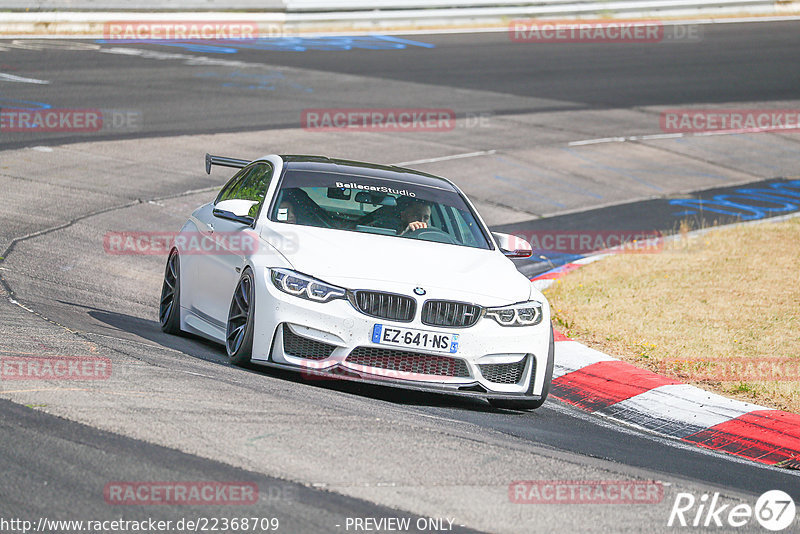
[{"xmin": 277, "ymin": 188, "xmax": 338, "ymax": 228}]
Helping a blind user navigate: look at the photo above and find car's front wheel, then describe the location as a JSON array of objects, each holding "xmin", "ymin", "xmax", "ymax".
[
  {"xmin": 489, "ymin": 325, "xmax": 555, "ymax": 411},
  {"xmin": 226, "ymin": 269, "xmax": 255, "ymax": 366},
  {"xmin": 159, "ymin": 249, "xmax": 183, "ymax": 334}
]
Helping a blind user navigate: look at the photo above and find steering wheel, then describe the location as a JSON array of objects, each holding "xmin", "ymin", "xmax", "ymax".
[{"xmin": 403, "ymin": 227, "xmax": 456, "ymax": 244}]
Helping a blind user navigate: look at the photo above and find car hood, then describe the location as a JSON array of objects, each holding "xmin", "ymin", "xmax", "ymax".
[{"xmin": 262, "ymin": 224, "xmax": 532, "ymax": 305}]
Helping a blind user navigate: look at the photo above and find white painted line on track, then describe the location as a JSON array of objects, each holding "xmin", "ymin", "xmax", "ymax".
[
  {"xmin": 394, "ymin": 149, "xmax": 497, "ymax": 166},
  {"xmin": 568, "ymin": 133, "xmax": 684, "ymax": 146},
  {"xmin": 568, "ymin": 136, "xmax": 627, "ymax": 146},
  {"xmin": 0, "ymin": 73, "xmax": 50, "ymax": 84},
  {"xmin": 568, "ymin": 125, "xmax": 800, "ymax": 146}
]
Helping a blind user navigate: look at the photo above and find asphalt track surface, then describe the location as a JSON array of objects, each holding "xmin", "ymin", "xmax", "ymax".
[
  {"xmin": 0, "ymin": 398, "xmax": 470, "ymax": 533},
  {"xmin": 1, "ymin": 21, "xmax": 799, "ymax": 147},
  {"xmin": 1, "ymin": 21, "xmax": 800, "ymax": 533}
]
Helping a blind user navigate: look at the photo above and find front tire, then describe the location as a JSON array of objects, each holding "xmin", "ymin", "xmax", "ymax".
[
  {"xmin": 226, "ymin": 269, "xmax": 255, "ymax": 366},
  {"xmin": 159, "ymin": 249, "xmax": 183, "ymax": 334},
  {"xmin": 489, "ymin": 325, "xmax": 555, "ymax": 411}
]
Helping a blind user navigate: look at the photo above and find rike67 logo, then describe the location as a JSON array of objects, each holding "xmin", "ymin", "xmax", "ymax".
[{"xmin": 668, "ymin": 490, "xmax": 796, "ymax": 531}]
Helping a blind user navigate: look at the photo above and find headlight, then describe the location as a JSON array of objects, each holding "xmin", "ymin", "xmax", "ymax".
[
  {"xmin": 270, "ymin": 268, "xmax": 346, "ymax": 303},
  {"xmin": 484, "ymin": 301, "xmax": 543, "ymax": 327}
]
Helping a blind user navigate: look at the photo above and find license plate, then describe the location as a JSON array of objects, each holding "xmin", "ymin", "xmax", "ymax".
[{"xmin": 372, "ymin": 324, "xmax": 459, "ymax": 353}]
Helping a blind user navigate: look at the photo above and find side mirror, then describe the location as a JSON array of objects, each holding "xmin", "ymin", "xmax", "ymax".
[
  {"xmin": 213, "ymin": 199, "xmax": 257, "ymax": 226},
  {"xmin": 492, "ymin": 232, "xmax": 532, "ymax": 258}
]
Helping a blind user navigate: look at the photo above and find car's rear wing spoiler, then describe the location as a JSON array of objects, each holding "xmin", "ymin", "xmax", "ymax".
[{"xmin": 205, "ymin": 153, "xmax": 250, "ymax": 174}]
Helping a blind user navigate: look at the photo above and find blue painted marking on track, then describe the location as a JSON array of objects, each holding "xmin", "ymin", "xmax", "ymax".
[
  {"xmin": 517, "ymin": 251, "xmax": 587, "ymax": 273},
  {"xmin": 533, "ymin": 252, "xmax": 585, "ymax": 264},
  {"xmin": 0, "ymin": 99, "xmax": 53, "ymax": 130},
  {"xmin": 529, "ymin": 257, "xmax": 588, "ymax": 281},
  {"xmin": 669, "ymin": 180, "xmax": 800, "ymax": 221},
  {"xmin": 0, "ymin": 98, "xmax": 52, "ymax": 110},
  {"xmin": 367, "ymin": 35, "xmax": 436, "ymax": 49},
  {"xmin": 95, "ymin": 35, "xmax": 435, "ymax": 54}
]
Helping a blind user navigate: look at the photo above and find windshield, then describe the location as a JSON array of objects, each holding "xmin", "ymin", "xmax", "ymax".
[{"xmin": 269, "ymin": 169, "xmax": 491, "ymax": 249}]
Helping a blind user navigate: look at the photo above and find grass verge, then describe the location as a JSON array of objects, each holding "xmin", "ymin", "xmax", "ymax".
[{"xmin": 546, "ymin": 216, "xmax": 800, "ymax": 413}]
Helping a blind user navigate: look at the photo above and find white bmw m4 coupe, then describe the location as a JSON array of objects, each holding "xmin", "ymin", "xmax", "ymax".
[{"xmin": 159, "ymin": 154, "xmax": 554, "ymax": 409}]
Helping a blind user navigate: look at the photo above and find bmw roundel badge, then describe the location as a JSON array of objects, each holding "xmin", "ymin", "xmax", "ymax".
[{"xmin": 413, "ymin": 287, "xmax": 426, "ymax": 296}]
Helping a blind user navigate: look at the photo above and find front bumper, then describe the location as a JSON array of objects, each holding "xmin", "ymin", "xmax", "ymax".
[
  {"xmin": 258, "ymin": 360, "xmax": 545, "ymax": 401},
  {"xmin": 250, "ymin": 270, "xmax": 552, "ymax": 398}
]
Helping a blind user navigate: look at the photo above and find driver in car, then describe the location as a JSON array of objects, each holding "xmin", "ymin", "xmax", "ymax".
[{"xmin": 397, "ymin": 199, "xmax": 431, "ymax": 236}]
